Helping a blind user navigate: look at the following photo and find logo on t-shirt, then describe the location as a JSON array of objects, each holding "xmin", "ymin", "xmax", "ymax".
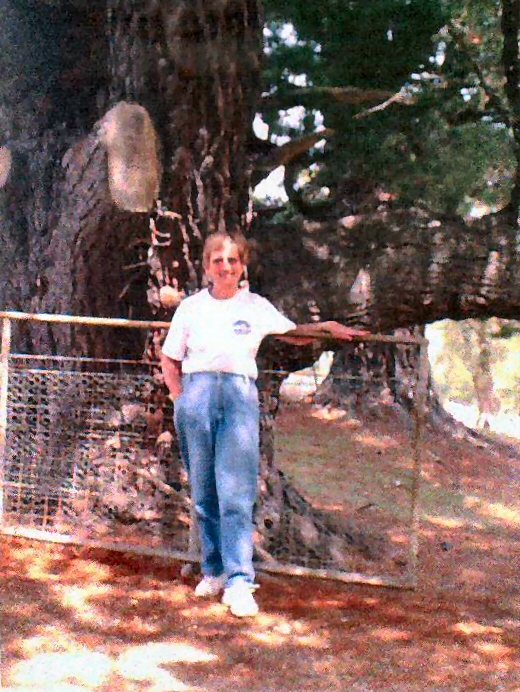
[{"xmin": 233, "ymin": 320, "xmax": 252, "ymax": 336}]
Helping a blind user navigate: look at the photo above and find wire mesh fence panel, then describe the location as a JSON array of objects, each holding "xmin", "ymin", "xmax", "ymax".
[
  {"xmin": 0, "ymin": 315, "xmax": 192, "ymax": 557},
  {"xmin": 4, "ymin": 359, "xmax": 191, "ymax": 551},
  {"xmin": 254, "ymin": 338, "xmax": 427, "ymax": 587},
  {"xmin": 269, "ymin": 400, "xmax": 415, "ymax": 578},
  {"xmin": 1, "ymin": 313, "xmax": 427, "ymax": 587}
]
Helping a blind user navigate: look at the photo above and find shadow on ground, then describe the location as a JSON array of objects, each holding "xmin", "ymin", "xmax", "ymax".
[{"xmin": 1, "ymin": 405, "xmax": 519, "ymax": 692}]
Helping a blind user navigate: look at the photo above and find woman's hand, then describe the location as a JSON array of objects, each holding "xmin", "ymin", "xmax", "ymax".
[
  {"xmin": 167, "ymin": 382, "xmax": 183, "ymax": 401},
  {"xmin": 160, "ymin": 353, "xmax": 184, "ymax": 400},
  {"xmin": 321, "ymin": 321, "xmax": 369, "ymax": 341}
]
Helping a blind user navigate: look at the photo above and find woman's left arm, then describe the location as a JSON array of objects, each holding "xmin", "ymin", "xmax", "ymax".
[{"xmin": 276, "ymin": 321, "xmax": 369, "ymax": 344}]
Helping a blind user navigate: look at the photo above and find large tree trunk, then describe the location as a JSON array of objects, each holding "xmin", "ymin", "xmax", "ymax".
[
  {"xmin": 0, "ymin": 1, "xmax": 376, "ymax": 568},
  {"xmin": 1, "ymin": 0, "xmax": 261, "ymax": 355}
]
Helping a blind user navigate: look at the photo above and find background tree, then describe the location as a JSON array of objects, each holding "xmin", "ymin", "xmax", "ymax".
[
  {"xmin": 256, "ymin": 0, "xmax": 513, "ymax": 217},
  {"xmin": 244, "ymin": 0, "xmax": 520, "ymax": 418}
]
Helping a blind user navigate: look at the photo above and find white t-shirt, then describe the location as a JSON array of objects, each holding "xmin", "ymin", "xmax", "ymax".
[{"xmin": 161, "ymin": 288, "xmax": 296, "ymax": 378}]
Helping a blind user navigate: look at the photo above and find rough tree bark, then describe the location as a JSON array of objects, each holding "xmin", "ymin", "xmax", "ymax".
[
  {"xmin": 250, "ymin": 202, "xmax": 520, "ymax": 332},
  {"xmin": 1, "ymin": 0, "xmax": 262, "ymax": 355}
]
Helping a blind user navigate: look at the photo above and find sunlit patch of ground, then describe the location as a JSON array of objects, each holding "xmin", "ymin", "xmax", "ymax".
[
  {"xmin": 445, "ymin": 400, "xmax": 520, "ymax": 439},
  {"xmin": 6, "ymin": 639, "xmax": 217, "ymax": 691}
]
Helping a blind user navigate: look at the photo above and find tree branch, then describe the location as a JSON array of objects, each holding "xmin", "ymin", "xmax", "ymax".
[
  {"xmin": 501, "ymin": 0, "xmax": 520, "ymax": 113},
  {"xmin": 262, "ymin": 86, "xmax": 394, "ymax": 111},
  {"xmin": 252, "ymin": 206, "xmax": 520, "ymax": 332},
  {"xmin": 500, "ymin": 0, "xmax": 520, "ymax": 214},
  {"xmin": 353, "ymin": 90, "xmax": 415, "ymax": 120},
  {"xmin": 252, "ymin": 129, "xmax": 335, "ymax": 184}
]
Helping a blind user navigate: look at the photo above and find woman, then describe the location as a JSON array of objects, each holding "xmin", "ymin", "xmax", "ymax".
[{"xmin": 161, "ymin": 232, "xmax": 366, "ymax": 617}]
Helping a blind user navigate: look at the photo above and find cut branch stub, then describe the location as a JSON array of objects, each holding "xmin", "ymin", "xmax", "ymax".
[
  {"xmin": 99, "ymin": 102, "xmax": 162, "ymax": 213},
  {"xmin": 0, "ymin": 146, "xmax": 12, "ymax": 188}
]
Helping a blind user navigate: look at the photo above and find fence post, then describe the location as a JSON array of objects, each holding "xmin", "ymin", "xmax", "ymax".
[
  {"xmin": 0, "ymin": 317, "xmax": 12, "ymax": 527},
  {"xmin": 408, "ymin": 338, "xmax": 429, "ymax": 587}
]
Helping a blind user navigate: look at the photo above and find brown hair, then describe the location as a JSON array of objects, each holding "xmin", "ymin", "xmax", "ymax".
[{"xmin": 202, "ymin": 232, "xmax": 250, "ymax": 269}]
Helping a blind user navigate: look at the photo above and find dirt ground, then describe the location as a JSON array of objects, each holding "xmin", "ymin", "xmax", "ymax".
[{"xmin": 1, "ymin": 404, "xmax": 519, "ymax": 692}]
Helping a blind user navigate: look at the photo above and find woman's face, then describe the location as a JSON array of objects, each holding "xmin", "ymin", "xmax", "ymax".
[{"xmin": 205, "ymin": 239, "xmax": 244, "ymax": 293}]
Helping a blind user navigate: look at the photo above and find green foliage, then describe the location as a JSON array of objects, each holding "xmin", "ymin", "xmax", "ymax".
[
  {"xmin": 377, "ymin": 120, "xmax": 515, "ymax": 214},
  {"xmin": 264, "ymin": 0, "xmax": 447, "ymax": 90},
  {"xmin": 258, "ymin": 0, "xmax": 518, "ymax": 216}
]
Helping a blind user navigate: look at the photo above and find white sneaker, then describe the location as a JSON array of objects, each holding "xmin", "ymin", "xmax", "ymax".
[
  {"xmin": 222, "ymin": 582, "xmax": 259, "ymax": 617},
  {"xmin": 194, "ymin": 574, "xmax": 226, "ymax": 598}
]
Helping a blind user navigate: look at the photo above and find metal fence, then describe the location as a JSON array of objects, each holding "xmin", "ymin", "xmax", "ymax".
[{"xmin": 0, "ymin": 311, "xmax": 428, "ymax": 589}]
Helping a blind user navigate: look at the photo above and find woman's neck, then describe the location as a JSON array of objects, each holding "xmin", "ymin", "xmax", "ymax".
[{"xmin": 208, "ymin": 285, "xmax": 239, "ymax": 300}]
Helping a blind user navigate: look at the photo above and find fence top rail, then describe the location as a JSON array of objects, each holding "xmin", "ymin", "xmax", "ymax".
[
  {"xmin": 0, "ymin": 311, "xmax": 428, "ymax": 345},
  {"xmin": 0, "ymin": 311, "xmax": 171, "ymax": 330}
]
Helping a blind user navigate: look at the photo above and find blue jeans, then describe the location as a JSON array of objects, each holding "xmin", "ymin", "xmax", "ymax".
[{"xmin": 174, "ymin": 372, "xmax": 260, "ymax": 587}]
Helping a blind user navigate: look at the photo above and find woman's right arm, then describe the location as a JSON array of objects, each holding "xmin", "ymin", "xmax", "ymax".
[{"xmin": 160, "ymin": 353, "xmax": 183, "ymax": 401}]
